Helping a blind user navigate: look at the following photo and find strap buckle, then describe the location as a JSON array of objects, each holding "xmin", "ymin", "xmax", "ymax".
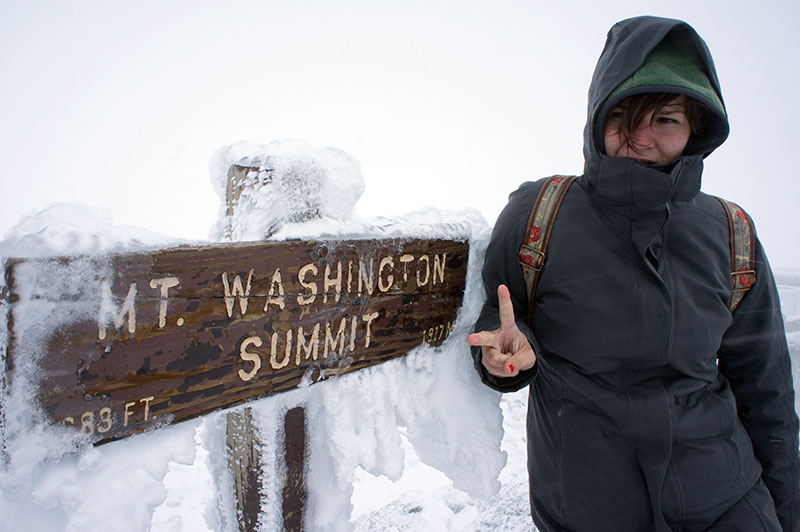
[
  {"xmin": 519, "ymin": 244, "xmax": 545, "ymax": 272},
  {"xmin": 731, "ymin": 269, "xmax": 756, "ymax": 291}
]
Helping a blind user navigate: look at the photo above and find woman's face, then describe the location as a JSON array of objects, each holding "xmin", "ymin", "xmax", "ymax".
[{"xmin": 604, "ymin": 95, "xmax": 691, "ymax": 165}]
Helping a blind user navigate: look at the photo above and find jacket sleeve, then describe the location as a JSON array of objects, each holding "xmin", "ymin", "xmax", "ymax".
[
  {"xmin": 472, "ymin": 181, "xmax": 545, "ymax": 392},
  {"xmin": 718, "ymin": 238, "xmax": 800, "ymax": 532}
]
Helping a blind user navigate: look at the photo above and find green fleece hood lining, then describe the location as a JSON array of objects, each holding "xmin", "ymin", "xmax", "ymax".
[
  {"xmin": 595, "ymin": 32, "xmax": 727, "ymax": 158},
  {"xmin": 606, "ymin": 34, "xmax": 725, "ymax": 116}
]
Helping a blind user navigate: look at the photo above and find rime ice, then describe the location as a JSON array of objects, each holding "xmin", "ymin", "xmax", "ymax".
[
  {"xmin": 1, "ymin": 202, "xmax": 178, "ymax": 258},
  {"xmin": 208, "ymin": 140, "xmax": 366, "ymax": 241}
]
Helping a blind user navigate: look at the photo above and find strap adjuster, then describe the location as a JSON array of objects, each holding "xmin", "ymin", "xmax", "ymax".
[
  {"xmin": 519, "ymin": 244, "xmax": 545, "ymax": 272},
  {"xmin": 732, "ymin": 269, "xmax": 756, "ymax": 291}
]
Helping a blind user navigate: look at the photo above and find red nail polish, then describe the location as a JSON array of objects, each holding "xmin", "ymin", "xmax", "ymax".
[{"xmin": 508, "ymin": 363, "xmax": 514, "ymax": 373}]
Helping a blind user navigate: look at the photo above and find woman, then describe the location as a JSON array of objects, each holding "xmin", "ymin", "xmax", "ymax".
[{"xmin": 468, "ymin": 16, "xmax": 799, "ymax": 532}]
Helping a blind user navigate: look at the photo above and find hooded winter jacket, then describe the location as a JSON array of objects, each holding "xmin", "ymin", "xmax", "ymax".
[{"xmin": 473, "ymin": 16, "xmax": 800, "ymax": 532}]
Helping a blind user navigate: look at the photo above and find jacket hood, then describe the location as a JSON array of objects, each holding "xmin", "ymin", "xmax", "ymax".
[{"xmin": 583, "ymin": 16, "xmax": 729, "ymax": 176}]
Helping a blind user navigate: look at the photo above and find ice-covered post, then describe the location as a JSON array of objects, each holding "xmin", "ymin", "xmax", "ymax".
[{"xmin": 222, "ymin": 159, "xmax": 315, "ymax": 532}]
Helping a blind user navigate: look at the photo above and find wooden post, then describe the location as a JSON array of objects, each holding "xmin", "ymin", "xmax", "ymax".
[
  {"xmin": 227, "ymin": 408, "xmax": 263, "ymax": 531},
  {"xmin": 225, "ymin": 163, "xmax": 309, "ymax": 532},
  {"xmin": 282, "ymin": 406, "xmax": 306, "ymax": 532},
  {"xmin": 226, "ymin": 405, "xmax": 308, "ymax": 532},
  {"xmin": 224, "ymin": 164, "xmax": 261, "ymax": 239}
]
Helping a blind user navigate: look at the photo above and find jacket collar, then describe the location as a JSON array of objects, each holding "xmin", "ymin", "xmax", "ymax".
[{"xmin": 584, "ymin": 154, "xmax": 703, "ymax": 215}]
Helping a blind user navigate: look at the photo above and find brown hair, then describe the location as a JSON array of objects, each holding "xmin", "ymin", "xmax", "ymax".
[{"xmin": 609, "ymin": 93, "xmax": 709, "ymax": 149}]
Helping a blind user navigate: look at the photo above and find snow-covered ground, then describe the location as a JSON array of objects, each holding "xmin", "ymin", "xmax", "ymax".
[{"xmin": 1, "ymin": 141, "xmax": 799, "ymax": 532}]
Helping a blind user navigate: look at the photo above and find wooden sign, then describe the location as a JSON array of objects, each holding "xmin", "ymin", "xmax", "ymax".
[{"xmin": 3, "ymin": 238, "xmax": 468, "ymax": 444}]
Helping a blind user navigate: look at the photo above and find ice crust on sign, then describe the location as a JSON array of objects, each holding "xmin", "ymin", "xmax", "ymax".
[
  {"xmin": 0, "ymin": 140, "xmax": 509, "ymax": 532},
  {"xmin": 0, "ymin": 203, "xmax": 198, "ymax": 532}
]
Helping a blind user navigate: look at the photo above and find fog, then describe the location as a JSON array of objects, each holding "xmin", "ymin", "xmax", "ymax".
[{"xmin": 1, "ymin": 0, "xmax": 798, "ymax": 267}]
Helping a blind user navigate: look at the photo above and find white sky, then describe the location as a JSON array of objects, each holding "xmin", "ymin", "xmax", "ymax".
[{"xmin": 2, "ymin": 0, "xmax": 798, "ymax": 267}]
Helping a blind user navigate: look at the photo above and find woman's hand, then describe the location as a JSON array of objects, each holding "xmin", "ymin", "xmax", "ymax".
[{"xmin": 467, "ymin": 284, "xmax": 537, "ymax": 378}]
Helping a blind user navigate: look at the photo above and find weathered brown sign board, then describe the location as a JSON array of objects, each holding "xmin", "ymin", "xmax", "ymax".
[{"xmin": 2, "ymin": 238, "xmax": 468, "ymax": 445}]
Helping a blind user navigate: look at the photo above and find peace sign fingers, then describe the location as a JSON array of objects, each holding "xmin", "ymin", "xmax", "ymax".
[{"xmin": 468, "ymin": 284, "xmax": 537, "ymax": 378}]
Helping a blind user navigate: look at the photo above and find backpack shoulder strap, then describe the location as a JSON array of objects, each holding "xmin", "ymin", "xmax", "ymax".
[
  {"xmin": 518, "ymin": 175, "xmax": 577, "ymax": 320},
  {"xmin": 714, "ymin": 197, "xmax": 756, "ymax": 312}
]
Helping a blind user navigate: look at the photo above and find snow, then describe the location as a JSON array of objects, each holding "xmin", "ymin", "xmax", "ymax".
[
  {"xmin": 2, "ymin": 140, "xmax": 799, "ymax": 532},
  {"xmin": 0, "ymin": 202, "xmax": 179, "ymax": 258}
]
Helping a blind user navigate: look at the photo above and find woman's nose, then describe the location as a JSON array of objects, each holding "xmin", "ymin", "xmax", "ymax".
[{"xmin": 631, "ymin": 122, "xmax": 655, "ymax": 148}]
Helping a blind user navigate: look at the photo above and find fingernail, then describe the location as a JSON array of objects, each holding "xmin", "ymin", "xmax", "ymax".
[{"xmin": 507, "ymin": 363, "xmax": 514, "ymax": 373}]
